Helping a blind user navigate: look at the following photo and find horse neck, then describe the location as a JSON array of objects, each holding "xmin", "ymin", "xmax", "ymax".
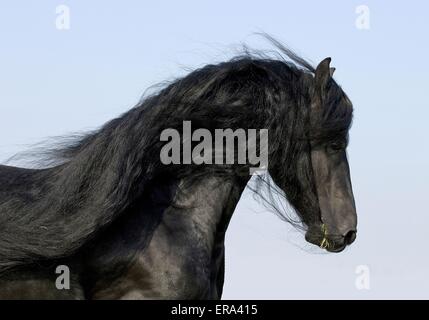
[{"xmin": 172, "ymin": 174, "xmax": 249, "ymax": 249}]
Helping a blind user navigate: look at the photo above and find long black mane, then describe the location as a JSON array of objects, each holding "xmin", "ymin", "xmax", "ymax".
[{"xmin": 0, "ymin": 38, "xmax": 352, "ymax": 272}]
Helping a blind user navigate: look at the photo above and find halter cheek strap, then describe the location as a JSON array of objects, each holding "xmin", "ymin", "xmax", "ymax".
[{"xmin": 319, "ymin": 224, "xmax": 330, "ymax": 249}]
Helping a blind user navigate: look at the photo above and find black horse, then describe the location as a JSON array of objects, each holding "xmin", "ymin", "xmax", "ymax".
[{"xmin": 0, "ymin": 40, "xmax": 357, "ymax": 299}]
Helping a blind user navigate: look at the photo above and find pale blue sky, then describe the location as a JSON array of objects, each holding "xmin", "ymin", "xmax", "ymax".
[{"xmin": 0, "ymin": 1, "xmax": 428, "ymax": 298}]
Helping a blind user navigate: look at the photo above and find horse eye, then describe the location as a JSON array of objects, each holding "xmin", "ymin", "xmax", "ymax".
[{"xmin": 328, "ymin": 141, "xmax": 344, "ymax": 151}]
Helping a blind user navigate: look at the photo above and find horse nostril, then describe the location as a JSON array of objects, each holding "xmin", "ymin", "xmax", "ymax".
[{"xmin": 344, "ymin": 230, "xmax": 357, "ymax": 245}]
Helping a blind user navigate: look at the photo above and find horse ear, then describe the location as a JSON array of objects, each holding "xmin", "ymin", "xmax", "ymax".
[
  {"xmin": 311, "ymin": 58, "xmax": 333, "ymax": 117},
  {"xmin": 315, "ymin": 57, "xmax": 332, "ymax": 89}
]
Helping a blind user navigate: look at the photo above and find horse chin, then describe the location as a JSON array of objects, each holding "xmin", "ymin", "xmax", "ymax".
[
  {"xmin": 304, "ymin": 229, "xmax": 324, "ymax": 248},
  {"xmin": 326, "ymin": 244, "xmax": 347, "ymax": 253}
]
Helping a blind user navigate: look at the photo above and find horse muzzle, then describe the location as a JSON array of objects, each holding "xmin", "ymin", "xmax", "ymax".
[{"xmin": 305, "ymin": 224, "xmax": 357, "ymax": 252}]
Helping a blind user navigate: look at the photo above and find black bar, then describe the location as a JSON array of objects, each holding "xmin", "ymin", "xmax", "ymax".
[{"xmin": 0, "ymin": 300, "xmax": 427, "ymax": 319}]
